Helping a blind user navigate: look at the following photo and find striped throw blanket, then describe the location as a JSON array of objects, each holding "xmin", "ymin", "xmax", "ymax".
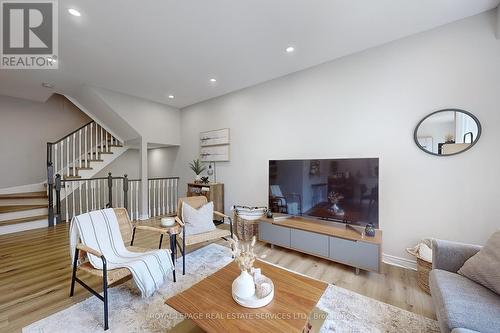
[{"xmin": 69, "ymin": 208, "xmax": 173, "ymax": 297}]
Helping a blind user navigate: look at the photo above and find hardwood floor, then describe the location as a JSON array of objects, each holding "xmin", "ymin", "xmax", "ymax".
[{"xmin": 0, "ymin": 222, "xmax": 435, "ymax": 332}]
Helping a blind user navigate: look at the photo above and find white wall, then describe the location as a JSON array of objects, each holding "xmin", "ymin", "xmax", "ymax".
[
  {"xmin": 0, "ymin": 94, "xmax": 91, "ymax": 188},
  {"xmin": 96, "ymin": 147, "xmax": 179, "ymax": 180},
  {"xmin": 95, "ymin": 88, "xmax": 181, "ymax": 145},
  {"xmin": 174, "ymin": 11, "xmax": 500, "ymax": 260}
]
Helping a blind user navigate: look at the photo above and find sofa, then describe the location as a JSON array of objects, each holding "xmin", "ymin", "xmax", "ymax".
[{"xmin": 429, "ymin": 239, "xmax": 500, "ymax": 333}]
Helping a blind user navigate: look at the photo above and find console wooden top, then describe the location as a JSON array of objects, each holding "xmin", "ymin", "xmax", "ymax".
[{"xmin": 259, "ymin": 215, "xmax": 382, "ymax": 245}]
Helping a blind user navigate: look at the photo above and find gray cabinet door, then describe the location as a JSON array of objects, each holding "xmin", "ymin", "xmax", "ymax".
[
  {"xmin": 259, "ymin": 222, "xmax": 290, "ymax": 248},
  {"xmin": 291, "ymin": 229, "xmax": 329, "ymax": 257},
  {"xmin": 329, "ymin": 237, "xmax": 380, "ymax": 272}
]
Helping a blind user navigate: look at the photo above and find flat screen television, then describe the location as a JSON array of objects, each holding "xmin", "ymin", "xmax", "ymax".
[{"xmin": 269, "ymin": 158, "xmax": 379, "ymax": 228}]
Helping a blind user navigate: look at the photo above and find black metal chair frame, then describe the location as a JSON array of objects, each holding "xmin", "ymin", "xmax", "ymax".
[
  {"xmin": 176, "ymin": 216, "xmax": 233, "ymax": 275},
  {"xmin": 70, "ymin": 246, "xmax": 176, "ymax": 331}
]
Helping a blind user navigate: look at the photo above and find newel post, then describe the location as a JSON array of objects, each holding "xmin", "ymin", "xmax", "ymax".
[
  {"xmin": 47, "ymin": 162, "xmax": 54, "ymax": 227},
  {"xmin": 123, "ymin": 174, "xmax": 129, "ymax": 211},
  {"xmin": 55, "ymin": 174, "xmax": 62, "ymax": 225},
  {"xmin": 107, "ymin": 172, "xmax": 113, "ymax": 208}
]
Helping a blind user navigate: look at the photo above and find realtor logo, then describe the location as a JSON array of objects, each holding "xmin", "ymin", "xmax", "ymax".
[{"xmin": 1, "ymin": 0, "xmax": 58, "ymax": 69}]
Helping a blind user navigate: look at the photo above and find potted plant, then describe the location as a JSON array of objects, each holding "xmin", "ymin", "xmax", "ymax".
[{"xmin": 189, "ymin": 159, "xmax": 206, "ymax": 183}]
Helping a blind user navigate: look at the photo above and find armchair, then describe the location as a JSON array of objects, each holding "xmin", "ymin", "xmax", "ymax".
[
  {"xmin": 175, "ymin": 196, "xmax": 233, "ymax": 275},
  {"xmin": 69, "ymin": 208, "xmax": 176, "ymax": 331}
]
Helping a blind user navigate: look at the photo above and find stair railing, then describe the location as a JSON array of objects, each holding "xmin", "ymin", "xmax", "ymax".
[
  {"xmin": 46, "ymin": 121, "xmax": 121, "ymax": 225},
  {"xmin": 53, "ymin": 173, "xmax": 179, "ymax": 224}
]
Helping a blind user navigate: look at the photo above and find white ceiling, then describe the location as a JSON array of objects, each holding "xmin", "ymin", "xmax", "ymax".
[{"xmin": 0, "ymin": 0, "xmax": 499, "ymax": 108}]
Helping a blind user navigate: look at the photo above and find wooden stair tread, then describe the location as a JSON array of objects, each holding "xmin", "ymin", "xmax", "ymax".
[
  {"xmin": 64, "ymin": 176, "xmax": 81, "ymax": 179},
  {"xmin": 0, "ymin": 214, "xmax": 47, "ymax": 226},
  {"xmin": 88, "ymin": 151, "xmax": 113, "ymax": 155},
  {"xmin": 69, "ymin": 166, "xmax": 93, "ymax": 170},
  {"xmin": 0, "ymin": 205, "xmax": 47, "ymax": 214},
  {"xmin": 81, "ymin": 159, "xmax": 104, "ymax": 162},
  {"xmin": 0, "ymin": 192, "xmax": 47, "ymax": 199}
]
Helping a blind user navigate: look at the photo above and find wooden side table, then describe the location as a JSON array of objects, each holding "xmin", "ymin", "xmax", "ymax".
[{"xmin": 130, "ymin": 220, "xmax": 182, "ymax": 264}]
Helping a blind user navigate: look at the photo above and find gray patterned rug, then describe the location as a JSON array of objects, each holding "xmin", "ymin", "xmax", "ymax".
[{"xmin": 24, "ymin": 244, "xmax": 439, "ymax": 333}]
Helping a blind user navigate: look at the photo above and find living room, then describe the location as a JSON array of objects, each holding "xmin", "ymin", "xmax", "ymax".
[{"xmin": 1, "ymin": 1, "xmax": 499, "ymax": 332}]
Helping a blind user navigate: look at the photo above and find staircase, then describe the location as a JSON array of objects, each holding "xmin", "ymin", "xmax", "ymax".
[
  {"xmin": 0, "ymin": 120, "xmax": 128, "ymax": 235},
  {"xmin": 0, "ymin": 191, "xmax": 49, "ymax": 234}
]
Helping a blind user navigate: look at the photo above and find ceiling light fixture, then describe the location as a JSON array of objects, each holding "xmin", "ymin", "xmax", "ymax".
[
  {"xmin": 168, "ymin": 95, "xmax": 174, "ymax": 99},
  {"xmin": 209, "ymin": 78, "xmax": 217, "ymax": 83},
  {"xmin": 42, "ymin": 82, "xmax": 54, "ymax": 88},
  {"xmin": 68, "ymin": 8, "xmax": 81, "ymax": 17},
  {"xmin": 285, "ymin": 46, "xmax": 295, "ymax": 53}
]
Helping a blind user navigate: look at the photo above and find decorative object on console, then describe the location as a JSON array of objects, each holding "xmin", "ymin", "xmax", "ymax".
[
  {"xmin": 414, "ymin": 109, "xmax": 482, "ymax": 156},
  {"xmin": 200, "ymin": 176, "xmax": 209, "ymax": 184},
  {"xmin": 233, "ymin": 205, "xmax": 267, "ymax": 241},
  {"xmin": 364, "ymin": 223, "xmax": 376, "ymax": 237},
  {"xmin": 188, "ymin": 159, "xmax": 206, "ymax": 183},
  {"xmin": 207, "ymin": 162, "xmax": 216, "ymax": 182},
  {"xmin": 266, "ymin": 209, "xmax": 273, "ymax": 218}
]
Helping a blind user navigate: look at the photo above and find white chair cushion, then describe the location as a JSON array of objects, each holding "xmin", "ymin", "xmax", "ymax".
[{"xmin": 182, "ymin": 201, "xmax": 216, "ymax": 235}]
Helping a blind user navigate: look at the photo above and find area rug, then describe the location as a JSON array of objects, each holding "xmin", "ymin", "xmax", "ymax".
[{"xmin": 23, "ymin": 244, "xmax": 439, "ymax": 333}]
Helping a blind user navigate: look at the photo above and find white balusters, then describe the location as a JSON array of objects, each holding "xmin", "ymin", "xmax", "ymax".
[
  {"xmin": 85, "ymin": 180, "xmax": 89, "ymax": 213},
  {"xmin": 89, "ymin": 123, "xmax": 93, "ymax": 161},
  {"xmin": 78, "ymin": 130, "xmax": 82, "ymax": 169},
  {"xmin": 135, "ymin": 181, "xmax": 139, "ymax": 220}
]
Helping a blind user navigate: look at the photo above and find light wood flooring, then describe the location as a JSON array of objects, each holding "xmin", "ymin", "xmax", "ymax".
[{"xmin": 0, "ymin": 222, "xmax": 435, "ymax": 332}]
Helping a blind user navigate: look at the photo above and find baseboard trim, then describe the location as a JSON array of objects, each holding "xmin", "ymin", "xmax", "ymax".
[{"xmin": 383, "ymin": 253, "xmax": 417, "ymax": 271}]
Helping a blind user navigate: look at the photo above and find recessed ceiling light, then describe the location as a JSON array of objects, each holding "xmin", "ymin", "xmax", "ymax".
[
  {"xmin": 42, "ymin": 82, "xmax": 54, "ymax": 88},
  {"xmin": 168, "ymin": 95, "xmax": 174, "ymax": 99},
  {"xmin": 285, "ymin": 46, "xmax": 295, "ymax": 53},
  {"xmin": 209, "ymin": 78, "xmax": 217, "ymax": 83},
  {"xmin": 68, "ymin": 8, "xmax": 81, "ymax": 17}
]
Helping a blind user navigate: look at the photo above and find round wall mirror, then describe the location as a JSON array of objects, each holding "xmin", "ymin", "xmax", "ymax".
[{"xmin": 414, "ymin": 109, "xmax": 481, "ymax": 156}]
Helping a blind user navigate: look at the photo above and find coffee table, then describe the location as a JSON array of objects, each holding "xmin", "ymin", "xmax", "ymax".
[{"xmin": 165, "ymin": 260, "xmax": 328, "ymax": 333}]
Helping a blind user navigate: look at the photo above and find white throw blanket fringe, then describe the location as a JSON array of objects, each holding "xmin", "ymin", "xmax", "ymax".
[{"xmin": 69, "ymin": 208, "xmax": 173, "ymax": 297}]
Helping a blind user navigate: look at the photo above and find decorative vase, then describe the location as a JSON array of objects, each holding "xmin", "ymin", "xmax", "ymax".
[
  {"xmin": 365, "ymin": 223, "xmax": 376, "ymax": 237},
  {"xmin": 194, "ymin": 174, "xmax": 202, "ymax": 183},
  {"xmin": 232, "ymin": 270, "xmax": 256, "ymax": 299}
]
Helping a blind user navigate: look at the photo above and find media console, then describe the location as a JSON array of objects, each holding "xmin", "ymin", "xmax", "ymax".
[{"xmin": 258, "ymin": 215, "xmax": 382, "ymax": 273}]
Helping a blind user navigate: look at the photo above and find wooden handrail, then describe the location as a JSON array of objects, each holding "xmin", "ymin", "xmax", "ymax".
[{"xmin": 47, "ymin": 120, "xmax": 94, "ymax": 145}]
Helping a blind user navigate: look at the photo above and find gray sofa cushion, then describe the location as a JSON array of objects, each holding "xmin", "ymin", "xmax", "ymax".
[
  {"xmin": 458, "ymin": 230, "xmax": 500, "ymax": 295},
  {"xmin": 430, "ymin": 269, "xmax": 500, "ymax": 333}
]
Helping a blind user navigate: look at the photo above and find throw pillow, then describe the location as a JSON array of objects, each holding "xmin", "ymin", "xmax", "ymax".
[
  {"xmin": 458, "ymin": 230, "xmax": 500, "ymax": 295},
  {"xmin": 182, "ymin": 201, "xmax": 216, "ymax": 236}
]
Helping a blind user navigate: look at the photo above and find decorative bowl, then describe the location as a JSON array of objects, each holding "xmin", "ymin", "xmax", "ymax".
[
  {"xmin": 232, "ymin": 275, "xmax": 274, "ymax": 308},
  {"xmin": 160, "ymin": 217, "xmax": 175, "ymax": 227}
]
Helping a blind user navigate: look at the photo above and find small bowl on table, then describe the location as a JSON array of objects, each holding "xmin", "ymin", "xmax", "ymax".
[{"xmin": 160, "ymin": 217, "xmax": 176, "ymax": 228}]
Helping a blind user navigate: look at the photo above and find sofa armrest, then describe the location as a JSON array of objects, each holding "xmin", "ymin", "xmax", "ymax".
[{"xmin": 432, "ymin": 239, "xmax": 482, "ymax": 273}]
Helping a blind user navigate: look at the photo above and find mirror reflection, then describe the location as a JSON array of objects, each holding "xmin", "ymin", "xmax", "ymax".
[{"xmin": 415, "ymin": 109, "xmax": 481, "ymax": 156}]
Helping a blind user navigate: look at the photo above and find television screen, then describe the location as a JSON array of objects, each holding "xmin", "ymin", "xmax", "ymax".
[{"xmin": 269, "ymin": 158, "xmax": 379, "ymax": 228}]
